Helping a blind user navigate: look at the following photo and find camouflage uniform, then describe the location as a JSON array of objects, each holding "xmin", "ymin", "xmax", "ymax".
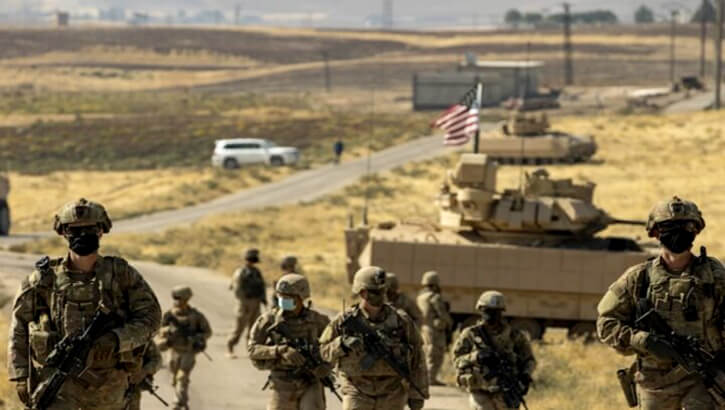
[
  {"xmin": 126, "ymin": 342, "xmax": 163, "ymax": 410},
  {"xmin": 453, "ymin": 291, "xmax": 536, "ymax": 410},
  {"xmin": 320, "ymin": 267, "xmax": 429, "ymax": 410},
  {"xmin": 416, "ymin": 271, "xmax": 453, "ymax": 385},
  {"xmin": 228, "ymin": 248, "xmax": 267, "ymax": 355},
  {"xmin": 385, "ymin": 273, "xmax": 422, "ymax": 325},
  {"xmin": 7, "ymin": 199, "xmax": 161, "ymax": 410},
  {"xmin": 597, "ymin": 197, "xmax": 725, "ymax": 410},
  {"xmin": 0, "ymin": 173, "xmax": 9, "ymax": 235},
  {"xmin": 158, "ymin": 286, "xmax": 213, "ymax": 410},
  {"xmin": 249, "ymin": 274, "xmax": 331, "ymax": 410}
]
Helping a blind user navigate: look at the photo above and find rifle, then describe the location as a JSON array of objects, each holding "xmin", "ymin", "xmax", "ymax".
[
  {"xmin": 138, "ymin": 377, "xmax": 169, "ymax": 407},
  {"xmin": 635, "ymin": 309, "xmax": 725, "ymax": 405},
  {"xmin": 339, "ymin": 311, "xmax": 426, "ymax": 398},
  {"xmin": 31, "ymin": 310, "xmax": 120, "ymax": 410},
  {"xmin": 475, "ymin": 326, "xmax": 529, "ymax": 410},
  {"xmin": 165, "ymin": 315, "xmax": 212, "ymax": 362},
  {"xmin": 270, "ymin": 322, "xmax": 342, "ymax": 402}
]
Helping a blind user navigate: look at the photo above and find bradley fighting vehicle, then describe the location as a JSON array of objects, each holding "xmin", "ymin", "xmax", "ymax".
[
  {"xmin": 345, "ymin": 154, "xmax": 652, "ymax": 339},
  {"xmin": 478, "ymin": 111, "xmax": 597, "ymax": 164}
]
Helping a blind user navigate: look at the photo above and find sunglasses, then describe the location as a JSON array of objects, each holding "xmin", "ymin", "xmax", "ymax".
[{"xmin": 65, "ymin": 225, "xmax": 100, "ymax": 236}]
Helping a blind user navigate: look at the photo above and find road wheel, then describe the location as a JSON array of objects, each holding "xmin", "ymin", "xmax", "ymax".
[
  {"xmin": 223, "ymin": 158, "xmax": 239, "ymax": 169},
  {"xmin": 0, "ymin": 201, "xmax": 10, "ymax": 236},
  {"xmin": 567, "ymin": 322, "xmax": 597, "ymax": 343},
  {"xmin": 509, "ymin": 318, "xmax": 543, "ymax": 340},
  {"xmin": 270, "ymin": 156, "xmax": 284, "ymax": 166}
]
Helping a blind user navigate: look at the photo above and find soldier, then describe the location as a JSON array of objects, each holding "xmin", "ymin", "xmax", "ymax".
[
  {"xmin": 452, "ymin": 291, "xmax": 536, "ymax": 410},
  {"xmin": 126, "ymin": 341, "xmax": 163, "ymax": 410},
  {"xmin": 385, "ymin": 272, "xmax": 422, "ymax": 325},
  {"xmin": 0, "ymin": 172, "xmax": 9, "ymax": 235},
  {"xmin": 597, "ymin": 197, "xmax": 725, "ymax": 410},
  {"xmin": 228, "ymin": 248, "xmax": 267, "ymax": 358},
  {"xmin": 281, "ymin": 255, "xmax": 300, "ymax": 274},
  {"xmin": 319, "ymin": 266, "xmax": 429, "ymax": 410},
  {"xmin": 416, "ymin": 270, "xmax": 454, "ymax": 386},
  {"xmin": 248, "ymin": 274, "xmax": 332, "ymax": 410},
  {"xmin": 157, "ymin": 285, "xmax": 212, "ymax": 410},
  {"xmin": 7, "ymin": 198, "xmax": 161, "ymax": 409}
]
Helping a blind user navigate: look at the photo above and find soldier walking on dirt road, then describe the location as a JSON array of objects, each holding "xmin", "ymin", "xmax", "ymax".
[
  {"xmin": 228, "ymin": 248, "xmax": 267, "ymax": 357},
  {"xmin": 417, "ymin": 271, "xmax": 454, "ymax": 386}
]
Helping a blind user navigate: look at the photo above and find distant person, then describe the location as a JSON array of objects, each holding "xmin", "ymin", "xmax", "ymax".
[
  {"xmin": 0, "ymin": 173, "xmax": 9, "ymax": 235},
  {"xmin": 386, "ymin": 272, "xmax": 423, "ymax": 325},
  {"xmin": 227, "ymin": 248, "xmax": 267, "ymax": 358},
  {"xmin": 417, "ymin": 270, "xmax": 454, "ymax": 386},
  {"xmin": 333, "ymin": 139, "xmax": 344, "ymax": 164},
  {"xmin": 157, "ymin": 286, "xmax": 212, "ymax": 410}
]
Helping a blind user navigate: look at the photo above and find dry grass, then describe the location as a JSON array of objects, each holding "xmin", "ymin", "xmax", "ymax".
[
  {"xmin": 0, "ymin": 314, "xmax": 23, "ymax": 410},
  {"xmin": 22, "ymin": 109, "xmax": 725, "ymax": 408},
  {"xmin": 6, "ymin": 166, "xmax": 292, "ymax": 232}
]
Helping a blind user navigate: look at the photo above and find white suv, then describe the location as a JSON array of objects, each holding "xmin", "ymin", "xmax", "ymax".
[{"xmin": 211, "ymin": 138, "xmax": 300, "ymax": 168}]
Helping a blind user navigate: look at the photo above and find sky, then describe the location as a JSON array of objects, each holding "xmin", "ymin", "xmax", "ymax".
[{"xmin": 0, "ymin": 0, "xmax": 700, "ymax": 25}]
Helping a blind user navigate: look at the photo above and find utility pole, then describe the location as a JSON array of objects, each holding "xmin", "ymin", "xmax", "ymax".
[
  {"xmin": 234, "ymin": 4, "xmax": 241, "ymax": 25},
  {"xmin": 716, "ymin": 0, "xmax": 723, "ymax": 109},
  {"xmin": 701, "ymin": 0, "xmax": 708, "ymax": 77},
  {"xmin": 671, "ymin": 9, "xmax": 677, "ymax": 84},
  {"xmin": 563, "ymin": 3, "xmax": 573, "ymax": 86},
  {"xmin": 322, "ymin": 51, "xmax": 331, "ymax": 92},
  {"xmin": 382, "ymin": 0, "xmax": 393, "ymax": 30}
]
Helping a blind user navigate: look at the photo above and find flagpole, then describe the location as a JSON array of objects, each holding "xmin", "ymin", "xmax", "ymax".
[{"xmin": 473, "ymin": 82, "xmax": 483, "ymax": 153}]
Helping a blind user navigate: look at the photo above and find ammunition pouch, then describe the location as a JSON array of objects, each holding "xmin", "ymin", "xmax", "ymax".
[
  {"xmin": 28, "ymin": 316, "xmax": 57, "ymax": 366},
  {"xmin": 617, "ymin": 364, "xmax": 638, "ymax": 408}
]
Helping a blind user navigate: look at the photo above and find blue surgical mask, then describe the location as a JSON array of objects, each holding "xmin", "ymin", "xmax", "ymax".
[{"xmin": 278, "ymin": 297, "xmax": 297, "ymax": 311}]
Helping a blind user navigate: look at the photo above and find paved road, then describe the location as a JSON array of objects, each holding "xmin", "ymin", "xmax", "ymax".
[
  {"xmin": 0, "ymin": 133, "xmax": 461, "ymax": 249},
  {"xmin": 0, "ymin": 251, "xmax": 468, "ymax": 410},
  {"xmin": 664, "ymin": 91, "xmax": 714, "ymax": 114}
]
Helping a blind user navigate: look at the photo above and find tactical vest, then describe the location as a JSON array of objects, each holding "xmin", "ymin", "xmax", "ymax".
[
  {"xmin": 635, "ymin": 255, "xmax": 723, "ymax": 355},
  {"xmin": 266, "ymin": 310, "xmax": 325, "ymax": 372},
  {"xmin": 236, "ymin": 266, "xmax": 265, "ymax": 299},
  {"xmin": 464, "ymin": 324, "xmax": 518, "ymax": 391},
  {"xmin": 338, "ymin": 306, "xmax": 411, "ymax": 377},
  {"xmin": 29, "ymin": 256, "xmax": 135, "ymax": 367},
  {"xmin": 163, "ymin": 308, "xmax": 204, "ymax": 352}
]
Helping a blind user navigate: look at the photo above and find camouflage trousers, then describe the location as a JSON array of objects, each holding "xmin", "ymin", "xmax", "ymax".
[
  {"xmin": 636, "ymin": 374, "xmax": 714, "ymax": 410},
  {"xmin": 46, "ymin": 368, "xmax": 129, "ymax": 409},
  {"xmin": 267, "ymin": 378, "xmax": 325, "ymax": 410},
  {"xmin": 126, "ymin": 390, "xmax": 141, "ymax": 410},
  {"xmin": 169, "ymin": 350, "xmax": 196, "ymax": 410},
  {"xmin": 228, "ymin": 297, "xmax": 262, "ymax": 351},
  {"xmin": 341, "ymin": 384, "xmax": 407, "ymax": 410},
  {"xmin": 468, "ymin": 391, "xmax": 516, "ymax": 410},
  {"xmin": 421, "ymin": 326, "xmax": 447, "ymax": 384}
]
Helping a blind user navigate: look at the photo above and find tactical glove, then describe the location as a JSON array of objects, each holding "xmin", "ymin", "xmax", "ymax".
[
  {"xmin": 341, "ymin": 336, "xmax": 363, "ymax": 354},
  {"xmin": 643, "ymin": 334, "xmax": 680, "ymax": 361},
  {"xmin": 15, "ymin": 379, "xmax": 29, "ymax": 405},
  {"xmin": 408, "ymin": 398, "xmax": 425, "ymax": 410},
  {"xmin": 88, "ymin": 332, "xmax": 119, "ymax": 367},
  {"xmin": 278, "ymin": 346, "xmax": 306, "ymax": 367}
]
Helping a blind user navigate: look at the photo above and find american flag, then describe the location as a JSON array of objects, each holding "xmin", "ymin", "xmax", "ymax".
[{"xmin": 432, "ymin": 84, "xmax": 481, "ymax": 146}]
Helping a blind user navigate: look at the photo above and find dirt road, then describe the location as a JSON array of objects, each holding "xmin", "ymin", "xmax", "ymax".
[{"xmin": 0, "ymin": 251, "xmax": 468, "ymax": 409}]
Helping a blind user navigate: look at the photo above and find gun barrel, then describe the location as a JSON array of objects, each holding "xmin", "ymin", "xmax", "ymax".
[{"xmin": 611, "ymin": 219, "xmax": 647, "ymax": 226}]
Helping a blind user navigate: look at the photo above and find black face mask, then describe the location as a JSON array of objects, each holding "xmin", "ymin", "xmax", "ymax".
[
  {"xmin": 659, "ymin": 228, "xmax": 695, "ymax": 254},
  {"xmin": 247, "ymin": 256, "xmax": 259, "ymax": 264},
  {"xmin": 68, "ymin": 232, "xmax": 100, "ymax": 256}
]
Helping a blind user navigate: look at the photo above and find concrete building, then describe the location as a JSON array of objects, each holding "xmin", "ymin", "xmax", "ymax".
[{"xmin": 413, "ymin": 60, "xmax": 543, "ymax": 110}]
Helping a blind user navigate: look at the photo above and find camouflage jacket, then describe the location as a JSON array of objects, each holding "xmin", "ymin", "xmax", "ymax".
[
  {"xmin": 8, "ymin": 255, "xmax": 161, "ymax": 380},
  {"xmin": 416, "ymin": 289, "xmax": 453, "ymax": 332},
  {"xmin": 597, "ymin": 255, "xmax": 725, "ymax": 380},
  {"xmin": 452, "ymin": 321, "xmax": 536, "ymax": 393},
  {"xmin": 159, "ymin": 306, "xmax": 212, "ymax": 352},
  {"xmin": 319, "ymin": 304, "xmax": 429, "ymax": 400},
  {"xmin": 231, "ymin": 265, "xmax": 266, "ymax": 301},
  {"xmin": 129, "ymin": 341, "xmax": 162, "ymax": 386},
  {"xmin": 248, "ymin": 308, "xmax": 330, "ymax": 379},
  {"xmin": 390, "ymin": 292, "xmax": 422, "ymax": 325}
]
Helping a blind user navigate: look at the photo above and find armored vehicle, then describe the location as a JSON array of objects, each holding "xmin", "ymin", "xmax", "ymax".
[
  {"xmin": 478, "ymin": 111, "xmax": 597, "ymax": 164},
  {"xmin": 345, "ymin": 154, "xmax": 652, "ymax": 339}
]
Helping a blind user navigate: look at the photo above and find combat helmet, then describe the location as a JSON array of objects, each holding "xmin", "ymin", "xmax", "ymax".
[
  {"xmin": 172, "ymin": 285, "xmax": 193, "ymax": 301},
  {"xmin": 421, "ymin": 271, "xmax": 440, "ymax": 287},
  {"xmin": 476, "ymin": 290, "xmax": 506, "ymax": 311},
  {"xmin": 276, "ymin": 273, "xmax": 310, "ymax": 299},
  {"xmin": 244, "ymin": 248, "xmax": 260, "ymax": 262},
  {"xmin": 280, "ymin": 255, "xmax": 298, "ymax": 272},
  {"xmin": 386, "ymin": 272, "xmax": 399, "ymax": 292},
  {"xmin": 352, "ymin": 266, "xmax": 387, "ymax": 295},
  {"xmin": 53, "ymin": 198, "xmax": 112, "ymax": 235},
  {"xmin": 646, "ymin": 196, "xmax": 705, "ymax": 237}
]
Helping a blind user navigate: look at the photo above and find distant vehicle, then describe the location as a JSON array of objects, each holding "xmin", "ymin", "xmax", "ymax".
[{"xmin": 211, "ymin": 138, "xmax": 299, "ymax": 169}]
